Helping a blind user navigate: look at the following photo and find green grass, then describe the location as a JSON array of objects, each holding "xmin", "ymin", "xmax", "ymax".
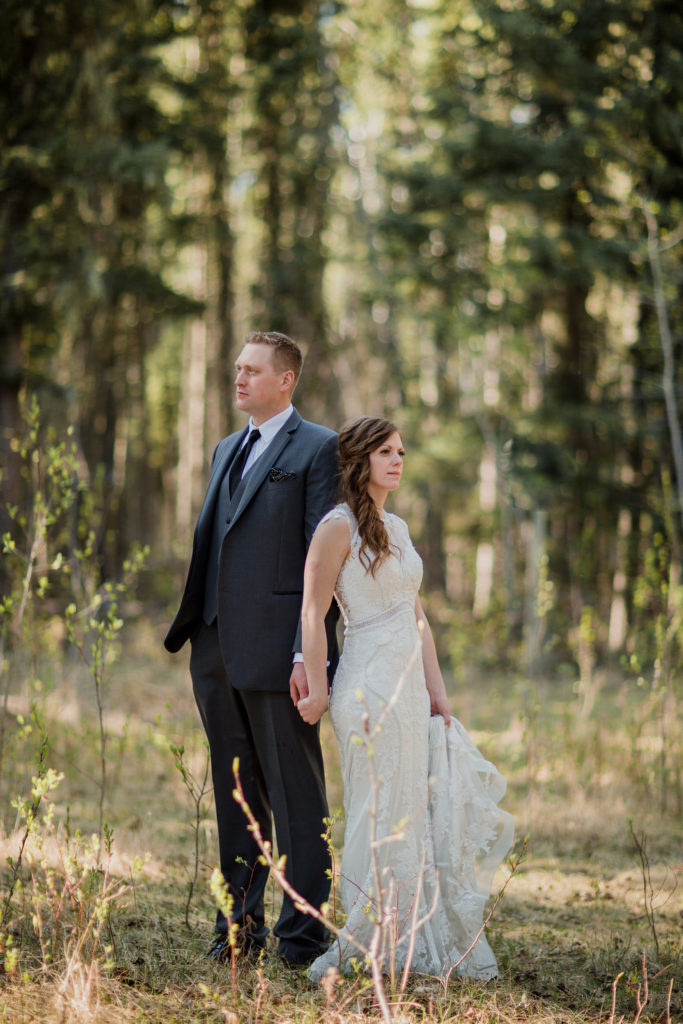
[{"xmin": 1, "ymin": 619, "xmax": 681, "ymax": 1023}]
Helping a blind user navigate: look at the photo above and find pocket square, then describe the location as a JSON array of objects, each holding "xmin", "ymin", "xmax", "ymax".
[{"xmin": 269, "ymin": 467, "xmax": 296, "ymax": 482}]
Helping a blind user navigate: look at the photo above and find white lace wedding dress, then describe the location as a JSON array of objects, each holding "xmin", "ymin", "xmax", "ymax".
[{"xmin": 308, "ymin": 504, "xmax": 514, "ymax": 983}]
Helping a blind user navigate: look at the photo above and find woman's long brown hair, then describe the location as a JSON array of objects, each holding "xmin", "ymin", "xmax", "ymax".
[{"xmin": 338, "ymin": 416, "xmax": 401, "ymax": 576}]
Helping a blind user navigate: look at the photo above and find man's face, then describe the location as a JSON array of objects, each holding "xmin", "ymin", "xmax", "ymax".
[{"xmin": 234, "ymin": 343, "xmax": 291, "ymax": 425}]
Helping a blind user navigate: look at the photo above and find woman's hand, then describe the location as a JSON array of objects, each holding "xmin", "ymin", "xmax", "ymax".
[
  {"xmin": 429, "ymin": 690, "xmax": 451, "ymax": 726},
  {"xmin": 296, "ymin": 692, "xmax": 329, "ymax": 726},
  {"xmin": 299, "ymin": 516, "xmax": 349, "ymax": 727},
  {"xmin": 415, "ymin": 595, "xmax": 451, "ymax": 726}
]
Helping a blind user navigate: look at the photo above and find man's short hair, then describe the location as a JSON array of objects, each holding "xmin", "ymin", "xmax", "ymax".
[{"xmin": 244, "ymin": 331, "xmax": 303, "ymax": 383}]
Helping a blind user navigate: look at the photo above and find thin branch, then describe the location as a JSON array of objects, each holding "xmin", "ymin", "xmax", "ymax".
[
  {"xmin": 441, "ymin": 836, "xmax": 528, "ymax": 991},
  {"xmin": 642, "ymin": 197, "xmax": 683, "ymax": 532}
]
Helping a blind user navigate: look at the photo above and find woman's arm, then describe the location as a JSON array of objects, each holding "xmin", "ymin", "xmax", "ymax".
[
  {"xmin": 297, "ymin": 517, "xmax": 350, "ymax": 725},
  {"xmin": 415, "ymin": 595, "xmax": 451, "ymax": 725}
]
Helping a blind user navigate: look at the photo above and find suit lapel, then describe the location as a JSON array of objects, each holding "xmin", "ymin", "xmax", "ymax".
[
  {"xmin": 227, "ymin": 410, "xmax": 301, "ymax": 531},
  {"xmin": 196, "ymin": 429, "xmax": 247, "ymax": 536}
]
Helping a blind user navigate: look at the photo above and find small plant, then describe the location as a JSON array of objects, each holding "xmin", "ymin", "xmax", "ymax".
[
  {"xmin": 0, "ymin": 394, "xmax": 150, "ymax": 1012},
  {"xmin": 574, "ymin": 604, "xmax": 597, "ymax": 717},
  {"xmin": 628, "ymin": 525, "xmax": 683, "ymax": 813},
  {"xmin": 170, "ymin": 740, "xmax": 211, "ymax": 929},
  {"xmin": 209, "ymin": 868, "xmax": 240, "ymax": 1010},
  {"xmin": 628, "ymin": 821, "xmax": 679, "ymax": 965},
  {"xmin": 608, "ymin": 950, "xmax": 675, "ymax": 1024},
  {"xmin": 1, "ymin": 737, "xmax": 130, "ymax": 998},
  {"xmin": 64, "ymin": 542, "xmax": 148, "ymax": 848},
  {"xmin": 1, "ymin": 715, "xmax": 57, "ymax": 931},
  {"xmin": 0, "ymin": 395, "xmax": 149, "ymax": 844},
  {"xmin": 0, "ymin": 395, "xmax": 84, "ymax": 791}
]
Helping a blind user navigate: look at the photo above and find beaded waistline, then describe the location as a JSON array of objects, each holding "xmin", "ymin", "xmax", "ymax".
[{"xmin": 344, "ymin": 599, "xmax": 414, "ymax": 636}]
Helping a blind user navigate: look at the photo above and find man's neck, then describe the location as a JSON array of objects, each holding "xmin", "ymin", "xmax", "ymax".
[{"xmin": 249, "ymin": 404, "xmax": 293, "ymax": 430}]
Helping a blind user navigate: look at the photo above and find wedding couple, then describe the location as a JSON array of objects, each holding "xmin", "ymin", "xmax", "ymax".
[{"xmin": 164, "ymin": 331, "xmax": 513, "ymax": 981}]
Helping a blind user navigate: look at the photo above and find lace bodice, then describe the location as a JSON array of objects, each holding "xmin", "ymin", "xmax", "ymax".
[{"xmin": 321, "ymin": 503, "xmax": 423, "ymax": 635}]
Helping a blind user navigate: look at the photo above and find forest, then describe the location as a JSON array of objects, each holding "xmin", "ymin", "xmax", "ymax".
[{"xmin": 1, "ymin": 1, "xmax": 681, "ymax": 1022}]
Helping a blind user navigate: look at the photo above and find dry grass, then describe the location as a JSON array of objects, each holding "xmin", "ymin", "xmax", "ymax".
[{"xmin": 1, "ymin": 618, "xmax": 681, "ymax": 1023}]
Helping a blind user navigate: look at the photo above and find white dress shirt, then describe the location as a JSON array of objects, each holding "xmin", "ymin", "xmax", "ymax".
[{"xmin": 238, "ymin": 404, "xmax": 294, "ymax": 478}]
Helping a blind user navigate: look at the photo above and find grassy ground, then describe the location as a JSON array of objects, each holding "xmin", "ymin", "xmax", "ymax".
[{"xmin": 0, "ymin": 618, "xmax": 681, "ymax": 1023}]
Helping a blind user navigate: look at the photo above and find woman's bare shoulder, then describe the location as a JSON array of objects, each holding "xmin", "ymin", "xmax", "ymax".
[{"xmin": 314, "ymin": 507, "xmax": 353, "ymax": 545}]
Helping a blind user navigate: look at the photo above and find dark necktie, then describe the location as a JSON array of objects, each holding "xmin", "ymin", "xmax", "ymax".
[{"xmin": 228, "ymin": 428, "xmax": 261, "ymax": 497}]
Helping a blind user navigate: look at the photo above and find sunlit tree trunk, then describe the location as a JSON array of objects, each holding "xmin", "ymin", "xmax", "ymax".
[
  {"xmin": 176, "ymin": 249, "xmax": 209, "ymax": 544},
  {"xmin": 524, "ymin": 508, "xmax": 548, "ymax": 681},
  {"xmin": 643, "ymin": 200, "xmax": 683, "ymax": 545},
  {"xmin": 199, "ymin": 1, "xmax": 237, "ymax": 443}
]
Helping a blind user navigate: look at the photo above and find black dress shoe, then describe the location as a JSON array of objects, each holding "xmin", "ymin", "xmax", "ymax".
[
  {"xmin": 277, "ymin": 945, "xmax": 329, "ymax": 969},
  {"xmin": 277, "ymin": 953, "xmax": 314, "ymax": 970},
  {"xmin": 208, "ymin": 936, "xmax": 231, "ymax": 961},
  {"xmin": 208, "ymin": 935, "xmax": 265, "ymax": 962}
]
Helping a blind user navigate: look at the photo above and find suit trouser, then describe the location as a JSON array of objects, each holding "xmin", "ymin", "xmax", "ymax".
[{"xmin": 189, "ymin": 620, "xmax": 331, "ymax": 958}]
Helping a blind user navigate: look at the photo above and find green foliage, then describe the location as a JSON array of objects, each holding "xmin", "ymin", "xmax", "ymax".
[
  {"xmin": 2, "ymin": 0, "xmax": 682, "ymax": 819},
  {"xmin": 0, "ymin": 397, "xmax": 152, "ymax": 1002},
  {"xmin": 0, "ymin": 0, "xmax": 202, "ymax": 576},
  {"xmin": 0, "ymin": 394, "xmax": 147, "ymax": 657},
  {"xmin": 1, "ymin": 0, "xmax": 195, "ymax": 351},
  {"xmin": 625, "ymin": 527, "xmax": 683, "ymax": 812},
  {"xmin": 1, "ymin": 396, "xmax": 86, "ymax": 797},
  {"xmin": 0, "ymin": 396, "xmax": 150, "ymax": 848},
  {"xmin": 0, "ymin": 701, "xmax": 133, "ymax": 992},
  {"xmin": 4, "ymin": 0, "xmax": 681, "ymax": 657}
]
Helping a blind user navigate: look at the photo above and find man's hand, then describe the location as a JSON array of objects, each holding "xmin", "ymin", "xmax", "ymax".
[{"xmin": 289, "ymin": 661, "xmax": 309, "ymax": 707}]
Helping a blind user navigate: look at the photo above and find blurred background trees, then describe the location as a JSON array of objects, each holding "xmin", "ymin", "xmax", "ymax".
[{"xmin": 2, "ymin": 0, "xmax": 682, "ymax": 688}]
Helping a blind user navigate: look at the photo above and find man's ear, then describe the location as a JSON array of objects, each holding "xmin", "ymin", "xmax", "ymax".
[{"xmin": 281, "ymin": 369, "xmax": 295, "ymax": 392}]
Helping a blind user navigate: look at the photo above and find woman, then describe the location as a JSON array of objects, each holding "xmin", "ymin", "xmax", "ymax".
[{"xmin": 298, "ymin": 417, "xmax": 513, "ymax": 982}]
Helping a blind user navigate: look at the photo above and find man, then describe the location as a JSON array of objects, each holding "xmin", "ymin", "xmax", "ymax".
[{"xmin": 165, "ymin": 331, "xmax": 339, "ymax": 965}]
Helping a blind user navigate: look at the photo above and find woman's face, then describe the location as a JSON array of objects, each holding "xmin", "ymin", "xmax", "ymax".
[{"xmin": 368, "ymin": 431, "xmax": 404, "ymax": 495}]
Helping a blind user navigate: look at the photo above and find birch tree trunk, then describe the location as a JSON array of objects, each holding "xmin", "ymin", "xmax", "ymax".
[{"xmin": 643, "ymin": 198, "xmax": 683, "ymax": 543}]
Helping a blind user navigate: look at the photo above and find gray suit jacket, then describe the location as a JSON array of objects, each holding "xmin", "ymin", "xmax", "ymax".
[{"xmin": 164, "ymin": 409, "xmax": 339, "ymax": 691}]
